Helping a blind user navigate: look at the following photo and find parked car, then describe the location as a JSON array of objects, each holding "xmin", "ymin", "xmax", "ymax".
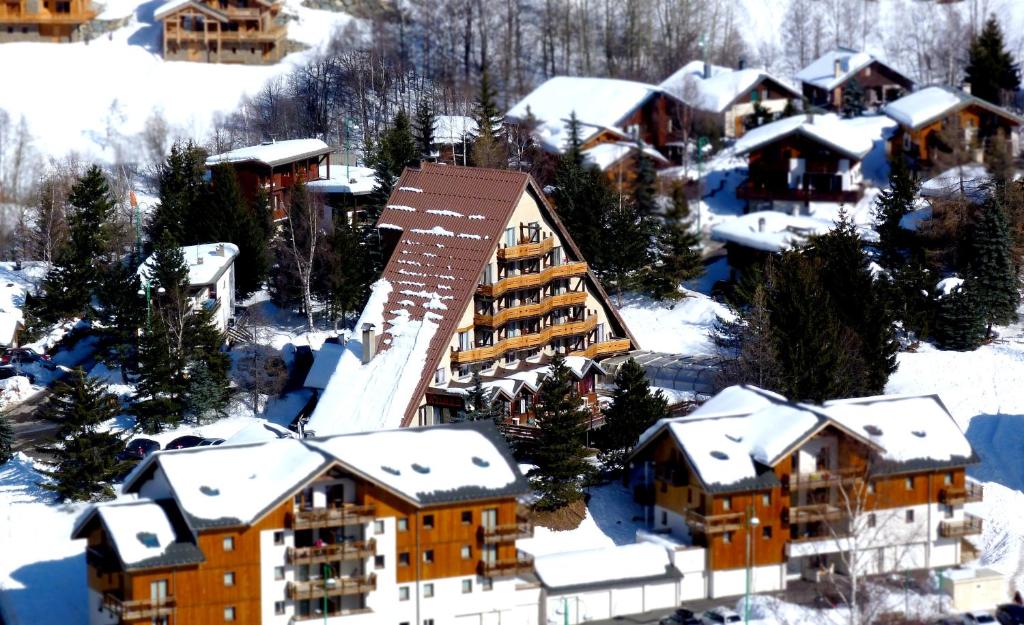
[
  {"xmin": 2, "ymin": 347, "xmax": 54, "ymax": 369},
  {"xmin": 166, "ymin": 435, "xmax": 204, "ymax": 450},
  {"xmin": 660, "ymin": 607, "xmax": 701, "ymax": 625},
  {"xmin": 197, "ymin": 438, "xmax": 225, "ymax": 446},
  {"xmin": 116, "ymin": 438, "xmax": 161, "ymax": 461},
  {"xmin": 0, "ymin": 366, "xmax": 35, "ymax": 384},
  {"xmin": 702, "ymin": 607, "xmax": 742, "ymax": 625},
  {"xmin": 964, "ymin": 612, "xmax": 998, "ymax": 625},
  {"xmin": 996, "ymin": 605, "xmax": 1024, "ymax": 625}
]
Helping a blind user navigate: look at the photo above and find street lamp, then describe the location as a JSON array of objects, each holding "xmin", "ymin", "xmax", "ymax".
[{"xmin": 744, "ymin": 510, "xmax": 761, "ymax": 625}]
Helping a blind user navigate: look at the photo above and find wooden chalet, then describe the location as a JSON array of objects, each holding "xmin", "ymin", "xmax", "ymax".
[
  {"xmin": 205, "ymin": 139, "xmax": 332, "ymax": 220},
  {"xmin": 154, "ymin": 0, "xmax": 286, "ymax": 64},
  {"xmin": 797, "ymin": 48, "xmax": 913, "ymax": 112},
  {"xmin": 885, "ymin": 85, "xmax": 1023, "ymax": 169},
  {"xmin": 0, "ymin": 0, "xmax": 94, "ymax": 42}
]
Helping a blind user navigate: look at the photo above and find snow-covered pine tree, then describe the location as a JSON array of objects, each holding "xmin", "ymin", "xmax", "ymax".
[
  {"xmin": 598, "ymin": 358, "xmax": 667, "ymax": 472},
  {"xmin": 461, "ymin": 371, "xmax": 502, "ymax": 423},
  {"xmin": 966, "ymin": 197, "xmax": 1019, "ymax": 336},
  {"xmin": 873, "ymin": 156, "xmax": 918, "ymax": 267},
  {"xmin": 933, "ymin": 281, "xmax": 986, "ymax": 351},
  {"xmin": 646, "ymin": 182, "xmax": 703, "ymax": 300}
]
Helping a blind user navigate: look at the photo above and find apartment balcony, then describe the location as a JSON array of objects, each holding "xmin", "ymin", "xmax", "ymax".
[
  {"xmin": 102, "ymin": 593, "xmax": 175, "ymax": 621},
  {"xmin": 478, "ymin": 262, "xmax": 588, "ymax": 298},
  {"xmin": 736, "ymin": 179, "xmax": 863, "ymax": 205},
  {"xmin": 287, "ymin": 539, "xmax": 376, "ymax": 565},
  {"xmin": 478, "ymin": 555, "xmax": 534, "ymax": 577},
  {"xmin": 0, "ymin": 9, "xmax": 95, "ymax": 22},
  {"xmin": 939, "ymin": 482, "xmax": 983, "ymax": 506},
  {"xmin": 479, "ymin": 522, "xmax": 532, "ymax": 544},
  {"xmin": 85, "ymin": 545, "xmax": 120, "ymax": 573},
  {"xmin": 286, "ymin": 574, "xmax": 377, "ymax": 601},
  {"xmin": 785, "ymin": 468, "xmax": 861, "ymax": 491},
  {"xmin": 497, "ymin": 236, "xmax": 555, "ymax": 261},
  {"xmin": 450, "ymin": 315, "xmax": 597, "ymax": 365},
  {"xmin": 571, "ymin": 337, "xmax": 632, "ymax": 359},
  {"xmin": 289, "ymin": 504, "xmax": 376, "ymax": 530},
  {"xmin": 164, "ymin": 23, "xmax": 286, "ymax": 43},
  {"xmin": 474, "ymin": 291, "xmax": 588, "ymax": 327},
  {"xmin": 939, "ymin": 513, "xmax": 983, "ymax": 538},
  {"xmin": 787, "ymin": 503, "xmax": 847, "ymax": 524},
  {"xmin": 293, "ymin": 607, "xmax": 373, "ymax": 622},
  {"xmin": 683, "ymin": 508, "xmax": 745, "ymax": 534}
]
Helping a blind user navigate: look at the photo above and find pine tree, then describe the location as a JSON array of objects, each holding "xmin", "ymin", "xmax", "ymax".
[
  {"xmin": 201, "ymin": 164, "xmax": 270, "ymax": 297},
  {"xmin": 528, "ymin": 354, "xmax": 594, "ymax": 510},
  {"xmin": 133, "ymin": 316, "xmax": 185, "ymax": 433},
  {"xmin": 0, "ymin": 410, "xmax": 13, "ymax": 465},
  {"xmin": 368, "ymin": 111, "xmax": 419, "ymax": 225},
  {"xmin": 95, "ymin": 259, "xmax": 145, "ymax": 371},
  {"xmin": 874, "ymin": 156, "xmax": 919, "ymax": 267},
  {"xmin": 965, "ymin": 197, "xmax": 1019, "ymax": 335},
  {"xmin": 461, "ymin": 372, "xmax": 502, "ymax": 423},
  {"xmin": 36, "ymin": 369, "xmax": 125, "ymax": 501},
  {"xmin": 632, "ymin": 141, "xmax": 658, "ymax": 218},
  {"xmin": 149, "ymin": 141, "xmax": 207, "ymax": 247},
  {"xmin": 933, "ymin": 281, "xmax": 986, "ymax": 351},
  {"xmin": 315, "ymin": 218, "xmax": 374, "ymax": 325},
  {"xmin": 966, "ymin": 15, "xmax": 1021, "ymax": 106},
  {"xmin": 647, "ymin": 183, "xmax": 703, "ymax": 300},
  {"xmin": 563, "ymin": 112, "xmax": 584, "ymax": 166},
  {"xmin": 743, "ymin": 101, "xmax": 771, "ymax": 130},
  {"xmin": 470, "ymin": 66, "xmax": 506, "ymax": 169},
  {"xmin": 601, "ymin": 202, "xmax": 650, "ymax": 293},
  {"xmin": 598, "ymin": 358, "xmax": 667, "ymax": 472},
  {"xmin": 842, "ymin": 79, "xmax": 866, "ymax": 118},
  {"xmin": 413, "ymin": 98, "xmax": 436, "ymax": 161},
  {"xmin": 714, "ymin": 279, "xmax": 782, "ymax": 391}
]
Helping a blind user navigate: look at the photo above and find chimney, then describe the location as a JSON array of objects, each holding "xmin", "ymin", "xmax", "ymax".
[
  {"xmin": 361, "ymin": 323, "xmax": 376, "ymax": 364},
  {"xmin": 216, "ymin": 243, "xmax": 225, "ymax": 256},
  {"xmin": 834, "ymin": 57, "xmax": 843, "ymax": 79},
  {"xmin": 963, "ymin": 82, "xmax": 972, "ymax": 95},
  {"xmin": 738, "ymin": 57, "xmax": 746, "ymax": 71},
  {"xmin": 758, "ymin": 217, "xmax": 766, "ymax": 233},
  {"xmin": 703, "ymin": 61, "xmax": 711, "ymax": 80}
]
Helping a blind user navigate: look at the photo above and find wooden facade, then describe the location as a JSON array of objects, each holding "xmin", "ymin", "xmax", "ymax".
[
  {"xmin": 0, "ymin": 0, "xmax": 94, "ymax": 42},
  {"xmin": 803, "ymin": 60, "xmax": 912, "ymax": 112},
  {"xmin": 889, "ymin": 103, "xmax": 1021, "ymax": 169},
  {"xmin": 158, "ymin": 0, "xmax": 285, "ymax": 64},
  {"xmin": 737, "ymin": 131, "xmax": 864, "ymax": 206},
  {"xmin": 210, "ymin": 151, "xmax": 329, "ymax": 220}
]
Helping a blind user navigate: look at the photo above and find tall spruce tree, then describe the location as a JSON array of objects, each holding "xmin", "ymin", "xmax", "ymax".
[
  {"xmin": 598, "ymin": 358, "xmax": 667, "ymax": 472},
  {"xmin": 149, "ymin": 141, "xmax": 207, "ymax": 247},
  {"xmin": 413, "ymin": 98, "xmax": 436, "ymax": 161},
  {"xmin": 470, "ymin": 65, "xmax": 505, "ymax": 168},
  {"xmin": 315, "ymin": 218, "xmax": 374, "ymax": 325},
  {"xmin": 874, "ymin": 156, "xmax": 919, "ymax": 267},
  {"xmin": 95, "ymin": 260, "xmax": 145, "ymax": 372},
  {"xmin": 842, "ymin": 79, "xmax": 866, "ymax": 118},
  {"xmin": 965, "ymin": 197, "xmax": 1019, "ymax": 335},
  {"xmin": 367, "ymin": 111, "xmax": 419, "ymax": 226},
  {"xmin": 965, "ymin": 15, "xmax": 1021, "ymax": 106},
  {"xmin": 202, "ymin": 164, "xmax": 271, "ymax": 297},
  {"xmin": 528, "ymin": 354, "xmax": 593, "ymax": 510},
  {"xmin": 601, "ymin": 202, "xmax": 650, "ymax": 293},
  {"xmin": 37, "ymin": 369, "xmax": 125, "ymax": 501},
  {"xmin": 647, "ymin": 183, "xmax": 703, "ymax": 300},
  {"xmin": 632, "ymin": 142, "xmax": 658, "ymax": 218},
  {"xmin": 933, "ymin": 281, "xmax": 986, "ymax": 350},
  {"xmin": 0, "ymin": 410, "xmax": 13, "ymax": 465},
  {"xmin": 714, "ymin": 279, "xmax": 782, "ymax": 391}
]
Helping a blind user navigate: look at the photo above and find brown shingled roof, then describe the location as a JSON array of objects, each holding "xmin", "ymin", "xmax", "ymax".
[{"xmin": 374, "ymin": 163, "xmax": 636, "ymax": 426}]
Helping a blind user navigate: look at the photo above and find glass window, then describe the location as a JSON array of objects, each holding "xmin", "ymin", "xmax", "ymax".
[
  {"xmin": 423, "ymin": 514, "xmax": 434, "ymax": 529},
  {"xmin": 273, "ymin": 566, "xmax": 284, "ymax": 581},
  {"xmin": 423, "ymin": 583, "xmax": 434, "ymax": 598},
  {"xmin": 868, "ymin": 513, "xmax": 876, "ymax": 528},
  {"xmin": 273, "ymin": 531, "xmax": 284, "ymax": 545},
  {"xmin": 944, "ymin": 473, "xmax": 953, "ymax": 485},
  {"xmin": 722, "ymin": 497, "xmax": 732, "ymax": 511},
  {"xmin": 374, "ymin": 555, "xmax": 385, "ymax": 569},
  {"xmin": 504, "ymin": 227, "xmax": 516, "ymax": 246},
  {"xmin": 397, "ymin": 518, "xmax": 408, "ymax": 532},
  {"xmin": 723, "ymin": 531, "xmax": 732, "ymax": 544},
  {"xmin": 274, "ymin": 601, "xmax": 285, "ymax": 615},
  {"xmin": 224, "ymin": 607, "xmax": 236, "ymax": 622},
  {"xmin": 762, "ymin": 526, "xmax": 772, "ymax": 540},
  {"xmin": 434, "ymin": 368, "xmax": 446, "ymax": 384},
  {"xmin": 482, "ymin": 577, "xmax": 493, "ymax": 591},
  {"xmin": 905, "ymin": 477, "xmax": 914, "ymax": 490},
  {"xmin": 423, "ymin": 550, "xmax": 434, "ymax": 563},
  {"xmin": 461, "ymin": 511, "xmax": 472, "ymax": 525},
  {"xmin": 374, "ymin": 520, "xmax": 385, "ymax": 534},
  {"xmin": 906, "ymin": 510, "xmax": 915, "ymax": 523},
  {"xmin": 222, "ymin": 536, "xmax": 234, "ymax": 552},
  {"xmin": 399, "ymin": 586, "xmax": 410, "ymax": 601},
  {"xmin": 461, "ymin": 545, "xmax": 472, "ymax": 560},
  {"xmin": 462, "ymin": 579, "xmax": 473, "ymax": 594},
  {"xmin": 761, "ymin": 493, "xmax": 770, "ymax": 507},
  {"xmin": 399, "ymin": 552, "xmax": 410, "ymax": 567}
]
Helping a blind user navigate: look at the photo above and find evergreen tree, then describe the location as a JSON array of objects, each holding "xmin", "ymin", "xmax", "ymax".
[
  {"xmin": 0, "ymin": 410, "xmax": 13, "ymax": 465},
  {"xmin": 933, "ymin": 281, "xmax": 986, "ymax": 350},
  {"xmin": 95, "ymin": 259, "xmax": 145, "ymax": 371},
  {"xmin": 632, "ymin": 142, "xmax": 658, "ymax": 218},
  {"xmin": 841, "ymin": 79, "xmax": 866, "ymax": 118},
  {"xmin": 598, "ymin": 358, "xmax": 667, "ymax": 472},
  {"xmin": 744, "ymin": 101, "xmax": 771, "ymax": 130},
  {"xmin": 880, "ymin": 259, "xmax": 934, "ymax": 341},
  {"xmin": 149, "ymin": 141, "xmax": 207, "ymax": 247},
  {"xmin": 470, "ymin": 66, "xmax": 506, "ymax": 168},
  {"xmin": 646, "ymin": 183, "xmax": 703, "ymax": 300},
  {"xmin": 36, "ymin": 369, "xmax": 125, "ymax": 501},
  {"xmin": 461, "ymin": 372, "xmax": 502, "ymax": 423},
  {"xmin": 563, "ymin": 112, "xmax": 584, "ymax": 166},
  {"xmin": 315, "ymin": 218, "xmax": 374, "ymax": 325},
  {"xmin": 965, "ymin": 197, "xmax": 1019, "ymax": 335},
  {"xmin": 413, "ymin": 98, "xmax": 436, "ymax": 161},
  {"xmin": 133, "ymin": 316, "xmax": 185, "ymax": 434},
  {"xmin": 874, "ymin": 156, "xmax": 919, "ymax": 267},
  {"xmin": 966, "ymin": 15, "xmax": 1021, "ymax": 106},
  {"xmin": 368, "ymin": 111, "xmax": 419, "ymax": 225},
  {"xmin": 201, "ymin": 165, "xmax": 271, "ymax": 297},
  {"xmin": 601, "ymin": 202, "xmax": 650, "ymax": 293},
  {"xmin": 528, "ymin": 354, "xmax": 594, "ymax": 510},
  {"xmin": 714, "ymin": 279, "xmax": 782, "ymax": 391}
]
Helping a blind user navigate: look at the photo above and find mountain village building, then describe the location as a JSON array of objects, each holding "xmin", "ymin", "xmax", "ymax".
[
  {"xmin": 154, "ymin": 0, "xmax": 286, "ymax": 64},
  {"xmin": 0, "ymin": 0, "xmax": 94, "ymax": 42},
  {"xmin": 796, "ymin": 48, "xmax": 913, "ymax": 112},
  {"xmin": 138, "ymin": 242, "xmax": 239, "ymax": 334}
]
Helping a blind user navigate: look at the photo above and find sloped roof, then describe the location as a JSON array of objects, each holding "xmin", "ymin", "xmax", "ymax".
[
  {"xmin": 582, "ymin": 141, "xmax": 671, "ymax": 171},
  {"xmin": 533, "ymin": 542, "xmax": 673, "ymax": 589},
  {"xmin": 796, "ymin": 48, "xmax": 911, "ymax": 92},
  {"xmin": 138, "ymin": 242, "xmax": 238, "ymax": 288},
  {"xmin": 884, "ymin": 85, "xmax": 1024, "ymax": 131},
  {"xmin": 72, "ymin": 500, "xmax": 205, "ymax": 570},
  {"xmin": 660, "ymin": 61, "xmax": 799, "ymax": 113},
  {"xmin": 733, "ymin": 113, "xmax": 874, "ymax": 161},
  {"xmin": 206, "ymin": 139, "xmax": 331, "ymax": 169}
]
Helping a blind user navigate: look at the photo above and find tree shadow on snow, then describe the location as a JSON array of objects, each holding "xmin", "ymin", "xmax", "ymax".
[
  {"xmin": 126, "ymin": 0, "xmax": 165, "ymax": 52},
  {"xmin": 965, "ymin": 413, "xmax": 1024, "ymax": 492},
  {"xmin": 586, "ymin": 481, "xmax": 646, "ymax": 546},
  {"xmin": 4, "ymin": 554, "xmax": 87, "ymax": 625}
]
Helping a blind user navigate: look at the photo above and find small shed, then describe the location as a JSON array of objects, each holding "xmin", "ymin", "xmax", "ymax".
[{"xmin": 940, "ymin": 567, "xmax": 1006, "ymax": 613}]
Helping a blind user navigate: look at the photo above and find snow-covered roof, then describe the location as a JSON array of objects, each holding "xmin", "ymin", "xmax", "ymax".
[
  {"xmin": 885, "ymin": 85, "xmax": 1023, "ymax": 130},
  {"xmin": 919, "ymin": 164, "xmax": 991, "ymax": 202},
  {"xmin": 433, "ymin": 115, "xmax": 478, "ymax": 144},
  {"xmin": 506, "ymin": 76, "xmax": 664, "ymax": 153},
  {"xmin": 306, "ymin": 165, "xmax": 376, "ymax": 196},
  {"xmin": 440, "ymin": 355, "xmax": 603, "ymax": 402},
  {"xmin": 222, "ymin": 421, "xmax": 294, "ymax": 446},
  {"xmin": 796, "ymin": 48, "xmax": 907, "ymax": 92},
  {"xmin": 660, "ymin": 60, "xmax": 798, "ymax": 113},
  {"xmin": 154, "ymin": 0, "xmax": 197, "ymax": 20},
  {"xmin": 206, "ymin": 139, "xmax": 331, "ymax": 168},
  {"xmin": 533, "ymin": 542, "xmax": 671, "ymax": 589},
  {"xmin": 733, "ymin": 113, "xmax": 873, "ymax": 160},
  {"xmin": 710, "ymin": 210, "xmax": 835, "ymax": 253},
  {"xmin": 138, "ymin": 242, "xmax": 239, "ymax": 288},
  {"xmin": 97, "ymin": 502, "xmax": 177, "ymax": 565},
  {"xmin": 581, "ymin": 141, "xmax": 670, "ymax": 170},
  {"xmin": 303, "ymin": 342, "xmax": 347, "ymax": 390}
]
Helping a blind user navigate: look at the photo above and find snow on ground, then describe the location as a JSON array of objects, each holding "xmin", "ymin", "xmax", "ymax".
[{"xmin": 618, "ymin": 288, "xmax": 733, "ymax": 356}]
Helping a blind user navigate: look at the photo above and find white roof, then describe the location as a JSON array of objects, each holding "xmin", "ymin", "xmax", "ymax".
[
  {"xmin": 919, "ymin": 164, "xmax": 990, "ymax": 201},
  {"xmin": 796, "ymin": 49, "xmax": 880, "ymax": 91},
  {"xmin": 582, "ymin": 142, "xmax": 669, "ymax": 171},
  {"xmin": 139, "ymin": 242, "xmax": 239, "ymax": 288},
  {"xmin": 303, "ymin": 342, "xmax": 347, "ymax": 389},
  {"xmin": 884, "ymin": 86, "xmax": 965, "ymax": 129},
  {"xmin": 306, "ymin": 165, "xmax": 376, "ymax": 196},
  {"xmin": 661, "ymin": 61, "xmax": 796, "ymax": 113},
  {"xmin": 733, "ymin": 113, "xmax": 874, "ymax": 160},
  {"xmin": 206, "ymin": 139, "xmax": 331, "ymax": 168},
  {"xmin": 222, "ymin": 421, "xmax": 294, "ymax": 446},
  {"xmin": 433, "ymin": 115, "xmax": 478, "ymax": 144},
  {"xmin": 506, "ymin": 76, "xmax": 662, "ymax": 152},
  {"xmin": 533, "ymin": 542, "xmax": 670, "ymax": 588},
  {"xmin": 153, "ymin": 0, "xmax": 191, "ymax": 20},
  {"xmin": 96, "ymin": 502, "xmax": 177, "ymax": 566},
  {"xmin": 710, "ymin": 210, "xmax": 835, "ymax": 253}
]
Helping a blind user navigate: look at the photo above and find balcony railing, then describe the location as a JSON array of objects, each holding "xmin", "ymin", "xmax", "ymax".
[
  {"xmin": 286, "ymin": 574, "xmax": 377, "ymax": 600},
  {"xmin": 478, "ymin": 555, "xmax": 534, "ymax": 577},
  {"xmin": 939, "ymin": 482, "xmax": 983, "ymax": 505},
  {"xmin": 478, "ymin": 262, "xmax": 588, "ymax": 298},
  {"xmin": 474, "ymin": 290, "xmax": 588, "ymax": 327},
  {"xmin": 0, "ymin": 9, "xmax": 96, "ymax": 23},
  {"xmin": 287, "ymin": 539, "xmax": 376, "ymax": 565},
  {"xmin": 86, "ymin": 545, "xmax": 119, "ymax": 572},
  {"xmin": 102, "ymin": 593, "xmax": 175, "ymax": 620},
  {"xmin": 939, "ymin": 513, "xmax": 983, "ymax": 538},
  {"xmin": 497, "ymin": 236, "xmax": 555, "ymax": 261},
  {"xmin": 164, "ymin": 25, "xmax": 286, "ymax": 42},
  {"xmin": 290, "ymin": 504, "xmax": 376, "ymax": 530},
  {"xmin": 683, "ymin": 508, "xmax": 744, "ymax": 534},
  {"xmin": 293, "ymin": 607, "xmax": 373, "ymax": 622},
  {"xmin": 479, "ymin": 522, "xmax": 532, "ymax": 544},
  {"xmin": 450, "ymin": 315, "xmax": 597, "ymax": 365},
  {"xmin": 786, "ymin": 467, "xmax": 862, "ymax": 491},
  {"xmin": 736, "ymin": 179, "xmax": 863, "ymax": 204},
  {"xmin": 572, "ymin": 337, "xmax": 632, "ymax": 359},
  {"xmin": 787, "ymin": 503, "xmax": 847, "ymax": 524}
]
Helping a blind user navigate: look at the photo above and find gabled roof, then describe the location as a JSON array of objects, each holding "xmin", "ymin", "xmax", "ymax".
[
  {"xmin": 154, "ymin": 0, "xmax": 229, "ymax": 21},
  {"xmin": 733, "ymin": 113, "xmax": 873, "ymax": 161},
  {"xmin": 796, "ymin": 48, "xmax": 912, "ymax": 92},
  {"xmin": 72, "ymin": 500, "xmax": 204, "ymax": 570},
  {"xmin": 884, "ymin": 85, "xmax": 1024, "ymax": 131},
  {"xmin": 660, "ymin": 60, "xmax": 800, "ymax": 114},
  {"xmin": 582, "ymin": 141, "xmax": 671, "ymax": 171},
  {"xmin": 205, "ymin": 139, "xmax": 331, "ymax": 169},
  {"xmin": 138, "ymin": 242, "xmax": 239, "ymax": 288}
]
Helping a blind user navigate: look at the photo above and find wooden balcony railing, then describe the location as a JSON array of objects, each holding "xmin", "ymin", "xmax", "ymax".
[
  {"xmin": 478, "ymin": 262, "xmax": 588, "ymax": 298},
  {"xmin": 939, "ymin": 513, "xmax": 983, "ymax": 538},
  {"xmin": 479, "ymin": 522, "xmax": 532, "ymax": 544},
  {"xmin": 786, "ymin": 468, "xmax": 862, "ymax": 491},
  {"xmin": 0, "ymin": 9, "xmax": 96, "ymax": 23},
  {"xmin": 478, "ymin": 555, "xmax": 533, "ymax": 577},
  {"xmin": 736, "ymin": 179, "xmax": 863, "ymax": 204},
  {"xmin": 287, "ymin": 539, "xmax": 376, "ymax": 565},
  {"xmin": 286, "ymin": 574, "xmax": 377, "ymax": 600},
  {"xmin": 683, "ymin": 508, "xmax": 744, "ymax": 534},
  {"xmin": 102, "ymin": 593, "xmax": 175, "ymax": 620},
  {"xmin": 497, "ymin": 236, "xmax": 555, "ymax": 261},
  {"xmin": 450, "ymin": 315, "xmax": 597, "ymax": 365},
  {"xmin": 474, "ymin": 291, "xmax": 588, "ymax": 327},
  {"xmin": 572, "ymin": 337, "xmax": 632, "ymax": 359},
  {"xmin": 787, "ymin": 503, "xmax": 847, "ymax": 524},
  {"xmin": 939, "ymin": 482, "xmax": 983, "ymax": 505},
  {"xmin": 164, "ymin": 25, "xmax": 286, "ymax": 43},
  {"xmin": 290, "ymin": 504, "xmax": 376, "ymax": 530}
]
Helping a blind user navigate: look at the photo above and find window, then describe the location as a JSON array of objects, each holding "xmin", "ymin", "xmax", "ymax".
[
  {"xmin": 274, "ymin": 601, "xmax": 285, "ymax": 615},
  {"xmin": 423, "ymin": 583, "xmax": 434, "ymax": 598},
  {"xmin": 374, "ymin": 555, "xmax": 385, "ymax": 569},
  {"xmin": 423, "ymin": 549, "xmax": 434, "ymax": 563},
  {"xmin": 423, "ymin": 514, "xmax": 434, "ymax": 529},
  {"xmin": 723, "ymin": 531, "xmax": 733, "ymax": 544},
  {"xmin": 905, "ymin": 477, "xmax": 915, "ymax": 490},
  {"xmin": 944, "ymin": 473, "xmax": 953, "ymax": 485},
  {"xmin": 399, "ymin": 552, "xmax": 410, "ymax": 567},
  {"xmin": 461, "ymin": 511, "xmax": 473, "ymax": 525},
  {"xmin": 505, "ymin": 227, "xmax": 516, "ymax": 246},
  {"xmin": 906, "ymin": 509, "xmax": 915, "ymax": 523},
  {"xmin": 399, "ymin": 586, "xmax": 410, "ymax": 601},
  {"xmin": 482, "ymin": 577, "xmax": 493, "ymax": 591},
  {"xmin": 224, "ymin": 607, "xmax": 236, "ymax": 622},
  {"xmin": 222, "ymin": 536, "xmax": 235, "ymax": 552},
  {"xmin": 224, "ymin": 572, "xmax": 235, "ymax": 587},
  {"xmin": 434, "ymin": 367, "xmax": 446, "ymax": 384},
  {"xmin": 273, "ymin": 566, "xmax": 284, "ymax": 581},
  {"xmin": 461, "ymin": 545, "xmax": 472, "ymax": 560},
  {"xmin": 458, "ymin": 331, "xmax": 470, "ymax": 351},
  {"xmin": 867, "ymin": 481, "xmax": 876, "ymax": 495},
  {"xmin": 398, "ymin": 518, "xmax": 409, "ymax": 532},
  {"xmin": 902, "ymin": 133, "xmax": 912, "ymax": 151},
  {"xmin": 751, "ymin": 90, "xmax": 759, "ymax": 102},
  {"xmin": 868, "ymin": 513, "xmax": 877, "ymax": 528},
  {"xmin": 273, "ymin": 531, "xmax": 284, "ymax": 546},
  {"xmin": 722, "ymin": 497, "xmax": 732, "ymax": 511},
  {"xmin": 661, "ymin": 511, "xmax": 667, "ymax": 526},
  {"xmin": 762, "ymin": 526, "xmax": 772, "ymax": 540},
  {"xmin": 761, "ymin": 493, "xmax": 770, "ymax": 507},
  {"xmin": 944, "ymin": 504, "xmax": 954, "ymax": 519},
  {"xmin": 374, "ymin": 520, "xmax": 385, "ymax": 535},
  {"xmin": 462, "ymin": 579, "xmax": 473, "ymax": 594}
]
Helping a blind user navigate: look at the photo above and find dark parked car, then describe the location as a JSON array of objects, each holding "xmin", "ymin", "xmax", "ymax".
[
  {"xmin": 997, "ymin": 604, "xmax": 1024, "ymax": 625},
  {"xmin": 661, "ymin": 607, "xmax": 701, "ymax": 625},
  {"xmin": 166, "ymin": 435, "xmax": 204, "ymax": 450},
  {"xmin": 198, "ymin": 438, "xmax": 225, "ymax": 446},
  {"xmin": 0, "ymin": 366, "xmax": 34, "ymax": 384},
  {"xmin": 2, "ymin": 347, "xmax": 55, "ymax": 369},
  {"xmin": 117, "ymin": 438, "xmax": 161, "ymax": 461}
]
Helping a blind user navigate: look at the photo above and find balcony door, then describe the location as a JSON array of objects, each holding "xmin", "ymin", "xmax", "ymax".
[{"xmin": 150, "ymin": 579, "xmax": 168, "ymax": 606}]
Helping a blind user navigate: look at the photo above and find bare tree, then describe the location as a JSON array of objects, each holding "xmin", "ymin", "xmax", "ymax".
[{"xmin": 281, "ymin": 185, "xmax": 322, "ymax": 333}]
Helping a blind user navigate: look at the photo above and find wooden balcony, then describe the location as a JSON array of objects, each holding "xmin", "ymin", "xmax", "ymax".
[
  {"xmin": 571, "ymin": 337, "xmax": 632, "ymax": 359},
  {"xmin": 787, "ymin": 503, "xmax": 847, "ymax": 524},
  {"xmin": 102, "ymin": 593, "xmax": 175, "ymax": 621},
  {"xmin": 85, "ymin": 545, "xmax": 119, "ymax": 572},
  {"xmin": 684, "ymin": 508, "xmax": 745, "ymax": 534},
  {"xmin": 497, "ymin": 236, "xmax": 555, "ymax": 261},
  {"xmin": 474, "ymin": 291, "xmax": 588, "ymax": 327},
  {"xmin": 478, "ymin": 262, "xmax": 588, "ymax": 298},
  {"xmin": 450, "ymin": 315, "xmax": 597, "ymax": 365},
  {"xmin": 0, "ymin": 9, "xmax": 95, "ymax": 22},
  {"xmin": 164, "ymin": 24, "xmax": 286, "ymax": 43},
  {"xmin": 286, "ymin": 574, "xmax": 377, "ymax": 600},
  {"xmin": 786, "ymin": 468, "xmax": 862, "ymax": 491},
  {"xmin": 479, "ymin": 522, "xmax": 532, "ymax": 544},
  {"xmin": 290, "ymin": 504, "xmax": 376, "ymax": 530},
  {"xmin": 939, "ymin": 482, "xmax": 983, "ymax": 505},
  {"xmin": 939, "ymin": 513, "xmax": 983, "ymax": 538},
  {"xmin": 736, "ymin": 179, "xmax": 863, "ymax": 205},
  {"xmin": 287, "ymin": 539, "xmax": 376, "ymax": 565},
  {"xmin": 478, "ymin": 555, "xmax": 534, "ymax": 577}
]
